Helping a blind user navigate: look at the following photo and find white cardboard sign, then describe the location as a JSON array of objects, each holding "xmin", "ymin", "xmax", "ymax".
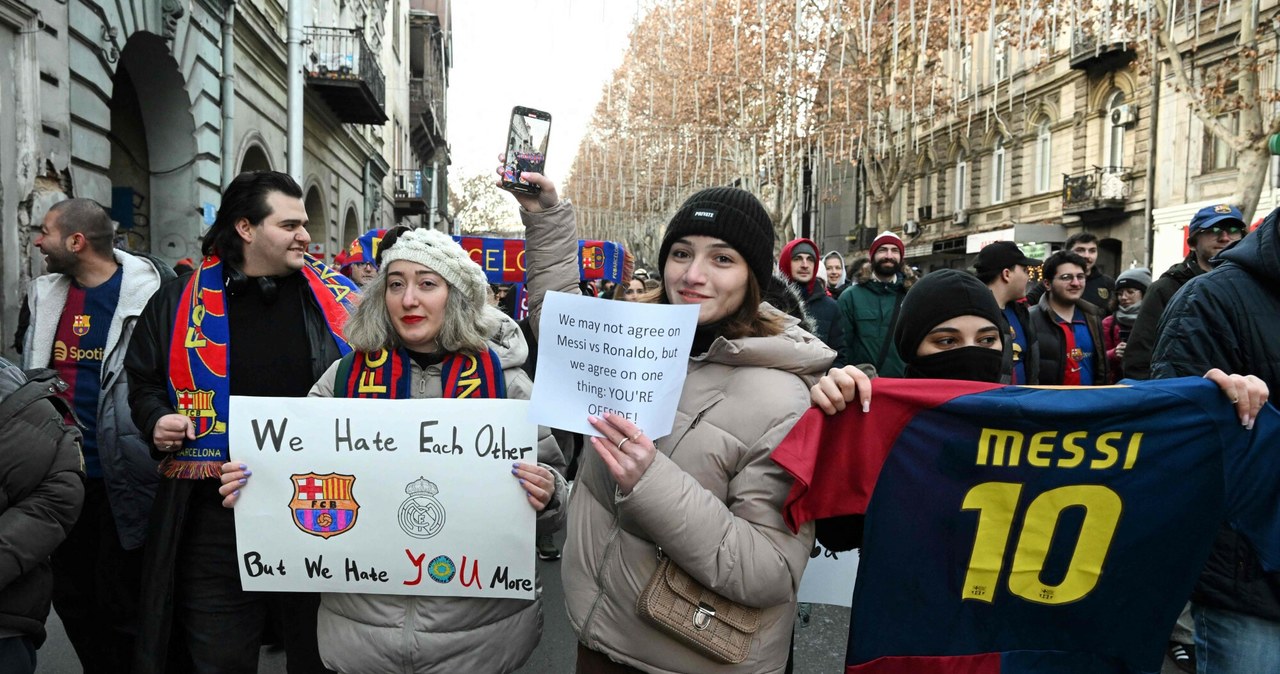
[
  {"xmin": 797, "ymin": 543, "xmax": 860, "ymax": 607},
  {"xmin": 229, "ymin": 395, "xmax": 538, "ymax": 599},
  {"xmin": 529, "ymin": 291, "xmax": 698, "ymax": 438}
]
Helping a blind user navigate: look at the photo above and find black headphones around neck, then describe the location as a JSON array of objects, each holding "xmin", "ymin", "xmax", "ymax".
[{"xmin": 224, "ymin": 267, "xmax": 280, "ymax": 304}]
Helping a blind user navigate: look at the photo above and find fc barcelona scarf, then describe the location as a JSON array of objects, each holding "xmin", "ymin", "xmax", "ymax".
[
  {"xmin": 334, "ymin": 347, "xmax": 506, "ymax": 400},
  {"xmin": 164, "ymin": 254, "xmax": 358, "ymax": 479}
]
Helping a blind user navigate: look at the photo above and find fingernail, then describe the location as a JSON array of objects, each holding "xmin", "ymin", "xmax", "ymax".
[
  {"xmin": 239, "ymin": 463, "xmax": 247, "ymax": 470},
  {"xmin": 511, "ymin": 468, "xmax": 518, "ymax": 475},
  {"xmin": 232, "ymin": 490, "xmax": 239, "ymax": 496},
  {"xmin": 238, "ymin": 477, "xmax": 247, "ymax": 484},
  {"xmin": 862, "ymin": 401, "xmax": 870, "ymax": 413},
  {"xmin": 588, "ymin": 415, "xmax": 599, "ymax": 423},
  {"xmin": 1243, "ymin": 415, "xmax": 1252, "ymax": 429},
  {"xmin": 519, "ymin": 479, "xmax": 526, "ymax": 485},
  {"xmin": 244, "ymin": 469, "xmax": 252, "ymax": 477},
  {"xmin": 512, "ymin": 462, "xmax": 521, "ymax": 469}
]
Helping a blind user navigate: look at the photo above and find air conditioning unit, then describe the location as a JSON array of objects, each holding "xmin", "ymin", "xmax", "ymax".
[
  {"xmin": 1110, "ymin": 104, "xmax": 1137, "ymax": 127},
  {"xmin": 953, "ymin": 210, "xmax": 968, "ymax": 226},
  {"xmin": 904, "ymin": 219, "xmax": 920, "ymax": 235},
  {"xmin": 917, "ymin": 205, "xmax": 933, "ymax": 220}
]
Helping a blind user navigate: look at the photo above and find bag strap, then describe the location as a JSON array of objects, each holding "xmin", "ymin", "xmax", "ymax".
[{"xmin": 874, "ymin": 290, "xmax": 906, "ymax": 372}]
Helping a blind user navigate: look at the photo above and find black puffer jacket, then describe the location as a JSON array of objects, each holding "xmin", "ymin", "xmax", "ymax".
[
  {"xmin": 1152, "ymin": 208, "xmax": 1280, "ymax": 621},
  {"xmin": 1028, "ymin": 295, "xmax": 1108, "ymax": 385},
  {"xmin": 1122, "ymin": 253, "xmax": 1207, "ymax": 380},
  {"xmin": 0, "ymin": 362, "xmax": 84, "ymax": 646}
]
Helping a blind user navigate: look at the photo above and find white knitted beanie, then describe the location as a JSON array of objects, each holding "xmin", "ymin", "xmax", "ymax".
[{"xmin": 380, "ymin": 228, "xmax": 488, "ymax": 308}]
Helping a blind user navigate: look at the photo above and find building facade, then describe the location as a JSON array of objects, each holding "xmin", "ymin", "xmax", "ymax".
[{"xmin": 0, "ymin": 0, "xmax": 453, "ymax": 359}]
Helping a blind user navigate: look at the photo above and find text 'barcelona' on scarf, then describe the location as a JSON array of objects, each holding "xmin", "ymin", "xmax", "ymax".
[{"xmin": 164, "ymin": 254, "xmax": 359, "ymax": 479}]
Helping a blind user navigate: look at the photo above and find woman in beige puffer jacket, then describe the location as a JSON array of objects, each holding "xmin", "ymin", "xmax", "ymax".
[{"xmin": 513, "ymin": 174, "xmax": 830, "ymax": 674}]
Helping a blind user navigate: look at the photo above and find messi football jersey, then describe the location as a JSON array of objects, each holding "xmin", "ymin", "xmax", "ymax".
[{"xmin": 773, "ymin": 377, "xmax": 1280, "ymax": 674}]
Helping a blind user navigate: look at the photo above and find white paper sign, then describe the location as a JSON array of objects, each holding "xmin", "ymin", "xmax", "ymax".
[
  {"xmin": 229, "ymin": 396, "xmax": 538, "ymax": 599},
  {"xmin": 529, "ymin": 292, "xmax": 699, "ymax": 438},
  {"xmin": 798, "ymin": 543, "xmax": 860, "ymax": 607}
]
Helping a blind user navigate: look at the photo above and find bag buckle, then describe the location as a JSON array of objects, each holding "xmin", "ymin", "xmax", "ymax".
[{"xmin": 694, "ymin": 602, "xmax": 716, "ymax": 631}]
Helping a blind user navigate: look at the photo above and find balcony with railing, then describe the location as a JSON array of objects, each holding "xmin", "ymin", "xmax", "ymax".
[
  {"xmin": 305, "ymin": 27, "xmax": 388, "ymax": 125},
  {"xmin": 394, "ymin": 168, "xmax": 431, "ymax": 216},
  {"xmin": 1062, "ymin": 166, "xmax": 1130, "ymax": 217},
  {"xmin": 410, "ymin": 76, "xmax": 446, "ymax": 142},
  {"xmin": 1069, "ymin": 24, "xmax": 1137, "ymax": 71}
]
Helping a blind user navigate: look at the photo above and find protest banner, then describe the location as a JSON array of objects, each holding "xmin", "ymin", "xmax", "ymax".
[
  {"xmin": 229, "ymin": 396, "xmax": 539, "ymax": 600},
  {"xmin": 453, "ymin": 236, "xmax": 629, "ymax": 319},
  {"xmin": 529, "ymin": 291, "xmax": 698, "ymax": 438}
]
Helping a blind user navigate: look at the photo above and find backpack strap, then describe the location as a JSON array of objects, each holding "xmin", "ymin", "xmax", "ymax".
[{"xmin": 873, "ymin": 291, "xmax": 906, "ymax": 373}]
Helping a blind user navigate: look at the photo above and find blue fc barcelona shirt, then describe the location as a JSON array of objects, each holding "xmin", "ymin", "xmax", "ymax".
[{"xmin": 773, "ymin": 378, "xmax": 1280, "ymax": 674}]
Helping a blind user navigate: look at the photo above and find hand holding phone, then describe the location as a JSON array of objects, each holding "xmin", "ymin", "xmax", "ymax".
[{"xmin": 501, "ymin": 106, "xmax": 552, "ymax": 195}]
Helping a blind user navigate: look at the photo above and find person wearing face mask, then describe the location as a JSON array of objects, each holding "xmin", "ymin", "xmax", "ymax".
[
  {"xmin": 1103, "ymin": 267, "xmax": 1150, "ymax": 383},
  {"xmin": 775, "ymin": 272, "xmax": 1271, "ymax": 674}
]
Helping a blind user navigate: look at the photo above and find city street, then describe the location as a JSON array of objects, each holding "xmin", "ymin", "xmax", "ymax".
[{"xmin": 36, "ymin": 526, "xmax": 1186, "ymax": 673}]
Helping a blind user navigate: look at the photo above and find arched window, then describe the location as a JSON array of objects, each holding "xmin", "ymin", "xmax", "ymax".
[
  {"xmin": 1105, "ymin": 91, "xmax": 1126, "ymax": 169},
  {"xmin": 992, "ymin": 138, "xmax": 1007, "ymax": 204},
  {"xmin": 954, "ymin": 156, "xmax": 969, "ymax": 212},
  {"xmin": 1034, "ymin": 120, "xmax": 1053, "ymax": 194}
]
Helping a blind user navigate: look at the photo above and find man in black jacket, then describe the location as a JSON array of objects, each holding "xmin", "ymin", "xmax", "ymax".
[
  {"xmin": 1151, "ymin": 206, "xmax": 1280, "ymax": 674},
  {"xmin": 1028, "ymin": 251, "xmax": 1108, "ymax": 385},
  {"xmin": 780, "ymin": 237, "xmax": 845, "ymax": 366},
  {"xmin": 0, "ymin": 359, "xmax": 84, "ymax": 674},
  {"xmin": 126, "ymin": 172, "xmax": 350, "ymax": 674},
  {"xmin": 1124, "ymin": 204, "xmax": 1246, "ymax": 380},
  {"xmin": 974, "ymin": 241, "xmax": 1041, "ymax": 384}
]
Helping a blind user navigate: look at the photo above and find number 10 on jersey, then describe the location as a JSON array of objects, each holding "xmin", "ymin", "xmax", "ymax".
[{"xmin": 961, "ymin": 482, "xmax": 1122, "ymax": 606}]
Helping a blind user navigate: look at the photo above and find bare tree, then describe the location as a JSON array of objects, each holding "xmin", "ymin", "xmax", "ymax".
[
  {"xmin": 448, "ymin": 171, "xmax": 522, "ymax": 234},
  {"xmin": 1154, "ymin": 0, "xmax": 1277, "ymax": 222}
]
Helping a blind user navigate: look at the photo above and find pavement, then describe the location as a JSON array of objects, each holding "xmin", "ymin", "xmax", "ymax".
[{"xmin": 35, "ymin": 529, "xmax": 1188, "ymax": 673}]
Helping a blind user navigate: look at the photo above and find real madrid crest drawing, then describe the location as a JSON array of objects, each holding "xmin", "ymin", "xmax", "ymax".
[
  {"xmin": 399, "ymin": 476, "xmax": 446, "ymax": 539},
  {"xmin": 289, "ymin": 473, "xmax": 359, "ymax": 539}
]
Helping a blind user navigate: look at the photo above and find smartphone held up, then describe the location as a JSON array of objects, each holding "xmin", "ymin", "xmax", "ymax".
[{"xmin": 502, "ymin": 106, "xmax": 552, "ymax": 194}]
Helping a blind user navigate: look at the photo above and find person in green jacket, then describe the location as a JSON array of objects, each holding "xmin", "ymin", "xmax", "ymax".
[{"xmin": 836, "ymin": 231, "xmax": 914, "ymax": 376}]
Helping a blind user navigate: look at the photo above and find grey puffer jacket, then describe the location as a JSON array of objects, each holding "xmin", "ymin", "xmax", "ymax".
[
  {"xmin": 23, "ymin": 250, "xmax": 161, "ymax": 550},
  {"xmin": 522, "ymin": 200, "xmax": 828, "ymax": 674},
  {"xmin": 307, "ymin": 310, "xmax": 567, "ymax": 674}
]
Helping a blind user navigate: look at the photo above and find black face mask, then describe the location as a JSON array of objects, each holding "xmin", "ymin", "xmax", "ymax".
[{"xmin": 905, "ymin": 346, "xmax": 1004, "ymax": 383}]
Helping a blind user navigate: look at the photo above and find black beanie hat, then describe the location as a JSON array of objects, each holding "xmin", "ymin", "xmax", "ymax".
[
  {"xmin": 893, "ymin": 269, "xmax": 1003, "ymax": 362},
  {"xmin": 658, "ymin": 187, "xmax": 776, "ymax": 289}
]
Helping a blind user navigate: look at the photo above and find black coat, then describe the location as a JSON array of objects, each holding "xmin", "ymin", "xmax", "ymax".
[
  {"xmin": 1027, "ymin": 296, "xmax": 1108, "ymax": 385},
  {"xmin": 1152, "ymin": 210, "xmax": 1280, "ymax": 621},
  {"xmin": 125, "ymin": 272, "xmax": 348, "ymax": 673},
  {"xmin": 998, "ymin": 299, "xmax": 1040, "ymax": 385},
  {"xmin": 0, "ymin": 366, "xmax": 84, "ymax": 646},
  {"xmin": 1122, "ymin": 254, "xmax": 1206, "ymax": 380},
  {"xmin": 800, "ymin": 280, "xmax": 846, "ymax": 369}
]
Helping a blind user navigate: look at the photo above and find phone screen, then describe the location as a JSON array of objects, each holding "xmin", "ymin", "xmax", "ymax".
[{"xmin": 503, "ymin": 107, "xmax": 551, "ymax": 192}]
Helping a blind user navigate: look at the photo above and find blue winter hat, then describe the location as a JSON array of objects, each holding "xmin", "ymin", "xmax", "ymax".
[{"xmin": 1188, "ymin": 204, "xmax": 1244, "ymax": 241}]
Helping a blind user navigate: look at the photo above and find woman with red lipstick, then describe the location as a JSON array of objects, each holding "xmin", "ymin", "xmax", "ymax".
[
  {"xmin": 217, "ymin": 228, "xmax": 567, "ymax": 673},
  {"xmin": 511, "ymin": 172, "xmax": 834, "ymax": 673}
]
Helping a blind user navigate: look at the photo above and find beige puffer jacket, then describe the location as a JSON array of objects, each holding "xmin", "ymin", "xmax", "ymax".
[
  {"xmin": 523, "ymin": 200, "xmax": 829, "ymax": 673},
  {"xmin": 307, "ymin": 311, "xmax": 567, "ymax": 674}
]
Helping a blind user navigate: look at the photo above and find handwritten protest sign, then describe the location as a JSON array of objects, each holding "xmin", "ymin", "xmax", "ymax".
[
  {"xmin": 229, "ymin": 396, "xmax": 538, "ymax": 599},
  {"xmin": 529, "ymin": 292, "xmax": 698, "ymax": 438},
  {"xmin": 798, "ymin": 543, "xmax": 860, "ymax": 607}
]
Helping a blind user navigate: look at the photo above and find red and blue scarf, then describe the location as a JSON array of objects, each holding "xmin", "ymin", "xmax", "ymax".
[
  {"xmin": 164, "ymin": 254, "xmax": 358, "ymax": 479},
  {"xmin": 334, "ymin": 347, "xmax": 506, "ymax": 400}
]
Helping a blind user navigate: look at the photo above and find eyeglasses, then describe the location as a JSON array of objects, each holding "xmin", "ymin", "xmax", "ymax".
[
  {"xmin": 1055, "ymin": 273, "xmax": 1087, "ymax": 282},
  {"xmin": 1204, "ymin": 226, "xmax": 1244, "ymax": 237}
]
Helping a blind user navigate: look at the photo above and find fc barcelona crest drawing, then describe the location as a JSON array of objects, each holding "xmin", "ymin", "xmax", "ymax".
[
  {"xmin": 175, "ymin": 389, "xmax": 223, "ymax": 438},
  {"xmin": 581, "ymin": 245, "xmax": 604, "ymax": 272},
  {"xmin": 72, "ymin": 314, "xmax": 91, "ymax": 337},
  {"xmin": 289, "ymin": 473, "xmax": 359, "ymax": 539}
]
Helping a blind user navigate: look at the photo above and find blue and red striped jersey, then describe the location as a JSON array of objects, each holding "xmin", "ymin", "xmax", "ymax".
[{"xmin": 773, "ymin": 377, "xmax": 1280, "ymax": 674}]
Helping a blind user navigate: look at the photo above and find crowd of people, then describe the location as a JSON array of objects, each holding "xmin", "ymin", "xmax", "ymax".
[{"xmin": 0, "ymin": 163, "xmax": 1275, "ymax": 674}]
